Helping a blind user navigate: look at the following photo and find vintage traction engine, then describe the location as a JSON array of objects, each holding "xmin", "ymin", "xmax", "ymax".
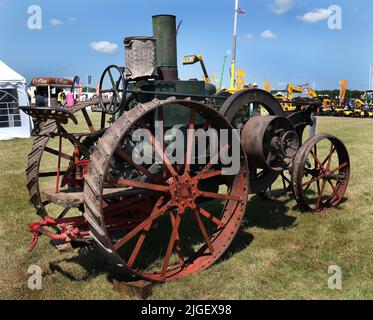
[{"xmin": 21, "ymin": 15, "xmax": 350, "ymax": 282}]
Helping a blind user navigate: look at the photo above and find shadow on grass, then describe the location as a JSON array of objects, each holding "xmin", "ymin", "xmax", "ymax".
[
  {"xmin": 48, "ymin": 229, "xmax": 255, "ymax": 285},
  {"xmin": 215, "ymin": 229, "xmax": 254, "ymax": 266},
  {"xmin": 47, "ymin": 195, "xmax": 294, "ymax": 285},
  {"xmin": 49, "ymin": 250, "xmax": 143, "ymax": 284},
  {"xmin": 47, "ymin": 214, "xmax": 256, "ymax": 285},
  {"xmin": 48, "ymin": 246, "xmax": 120, "ymax": 282},
  {"xmin": 47, "ymin": 194, "xmax": 348, "ymax": 285},
  {"xmin": 210, "ymin": 193, "xmax": 303, "ymax": 267},
  {"xmin": 243, "ymin": 195, "xmax": 297, "ymax": 230}
]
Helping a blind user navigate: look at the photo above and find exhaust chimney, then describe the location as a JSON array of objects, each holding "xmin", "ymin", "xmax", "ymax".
[{"xmin": 152, "ymin": 15, "xmax": 179, "ymax": 80}]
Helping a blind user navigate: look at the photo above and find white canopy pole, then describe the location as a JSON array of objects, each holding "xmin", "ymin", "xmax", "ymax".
[{"xmin": 229, "ymin": 0, "xmax": 239, "ymax": 91}]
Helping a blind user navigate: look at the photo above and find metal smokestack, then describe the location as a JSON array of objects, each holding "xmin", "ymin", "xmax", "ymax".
[{"xmin": 152, "ymin": 15, "xmax": 179, "ymax": 80}]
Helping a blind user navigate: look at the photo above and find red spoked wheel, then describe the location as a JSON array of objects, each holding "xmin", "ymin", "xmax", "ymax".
[
  {"xmin": 292, "ymin": 134, "xmax": 350, "ymax": 212},
  {"xmin": 25, "ymin": 105, "xmax": 106, "ymax": 218},
  {"xmin": 84, "ymin": 98, "xmax": 248, "ymax": 282}
]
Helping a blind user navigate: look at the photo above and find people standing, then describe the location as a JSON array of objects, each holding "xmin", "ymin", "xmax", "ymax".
[
  {"xmin": 57, "ymin": 90, "xmax": 65, "ymax": 108},
  {"xmin": 66, "ymin": 91, "xmax": 75, "ymax": 108},
  {"xmin": 34, "ymin": 90, "xmax": 45, "ymax": 107}
]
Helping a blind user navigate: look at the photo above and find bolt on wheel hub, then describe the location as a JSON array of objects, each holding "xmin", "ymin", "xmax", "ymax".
[{"xmin": 179, "ymin": 185, "xmax": 191, "ymax": 198}]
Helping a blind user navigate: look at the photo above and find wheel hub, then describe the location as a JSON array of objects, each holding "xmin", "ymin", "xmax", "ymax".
[
  {"xmin": 323, "ymin": 170, "xmax": 332, "ymax": 180},
  {"xmin": 280, "ymin": 130, "xmax": 299, "ymax": 159},
  {"xmin": 179, "ymin": 185, "xmax": 191, "ymax": 198},
  {"xmin": 169, "ymin": 175, "xmax": 199, "ymax": 212}
]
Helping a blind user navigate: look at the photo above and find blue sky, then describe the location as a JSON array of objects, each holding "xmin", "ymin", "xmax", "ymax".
[{"xmin": 0, "ymin": 0, "xmax": 372, "ymax": 90}]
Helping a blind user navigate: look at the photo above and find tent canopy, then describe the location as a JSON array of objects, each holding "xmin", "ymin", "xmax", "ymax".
[
  {"xmin": 0, "ymin": 60, "xmax": 25, "ymax": 84},
  {"xmin": 0, "ymin": 60, "xmax": 32, "ymax": 140}
]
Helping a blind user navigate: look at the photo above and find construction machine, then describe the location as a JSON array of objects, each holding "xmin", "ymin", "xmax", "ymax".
[{"xmin": 283, "ymin": 83, "xmax": 319, "ymax": 113}]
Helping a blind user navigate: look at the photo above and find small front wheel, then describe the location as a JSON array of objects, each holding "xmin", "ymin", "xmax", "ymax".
[{"xmin": 292, "ymin": 134, "xmax": 350, "ymax": 212}]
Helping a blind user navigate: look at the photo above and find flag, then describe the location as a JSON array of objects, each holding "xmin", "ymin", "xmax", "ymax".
[
  {"xmin": 236, "ymin": 8, "xmax": 246, "ymax": 15},
  {"xmin": 340, "ymin": 80, "xmax": 348, "ymax": 90},
  {"xmin": 176, "ymin": 20, "xmax": 183, "ymax": 33},
  {"xmin": 236, "ymin": 70, "xmax": 246, "ymax": 91},
  {"xmin": 73, "ymin": 76, "xmax": 80, "ymax": 85},
  {"xmin": 88, "ymin": 75, "xmax": 92, "ymax": 85}
]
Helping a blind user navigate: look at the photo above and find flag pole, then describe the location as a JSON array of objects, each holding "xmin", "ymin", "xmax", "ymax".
[
  {"xmin": 229, "ymin": 0, "xmax": 239, "ymax": 92},
  {"xmin": 219, "ymin": 53, "xmax": 228, "ymax": 91}
]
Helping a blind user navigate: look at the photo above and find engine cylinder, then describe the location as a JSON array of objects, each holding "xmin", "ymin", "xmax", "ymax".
[{"xmin": 242, "ymin": 116, "xmax": 300, "ymax": 172}]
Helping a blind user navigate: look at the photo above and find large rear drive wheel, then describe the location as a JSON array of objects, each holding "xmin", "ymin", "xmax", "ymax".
[{"xmin": 84, "ymin": 98, "xmax": 248, "ymax": 282}]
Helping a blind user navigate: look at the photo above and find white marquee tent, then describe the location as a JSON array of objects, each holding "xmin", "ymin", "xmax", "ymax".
[{"xmin": 0, "ymin": 60, "xmax": 32, "ymax": 140}]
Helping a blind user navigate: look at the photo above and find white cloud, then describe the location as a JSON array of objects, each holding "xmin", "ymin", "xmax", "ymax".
[
  {"xmin": 50, "ymin": 18, "xmax": 63, "ymax": 26},
  {"xmin": 297, "ymin": 8, "xmax": 333, "ymax": 23},
  {"xmin": 90, "ymin": 41, "xmax": 118, "ymax": 54},
  {"xmin": 244, "ymin": 34, "xmax": 254, "ymax": 41},
  {"xmin": 261, "ymin": 30, "xmax": 277, "ymax": 39},
  {"xmin": 271, "ymin": 0, "xmax": 294, "ymax": 15},
  {"xmin": 68, "ymin": 17, "xmax": 77, "ymax": 22}
]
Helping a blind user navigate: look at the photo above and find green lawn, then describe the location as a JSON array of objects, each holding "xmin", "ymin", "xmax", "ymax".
[{"xmin": 0, "ymin": 115, "xmax": 372, "ymax": 300}]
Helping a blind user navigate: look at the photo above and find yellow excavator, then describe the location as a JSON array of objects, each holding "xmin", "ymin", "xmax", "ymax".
[
  {"xmin": 361, "ymin": 90, "xmax": 373, "ymax": 118},
  {"xmin": 321, "ymin": 98, "xmax": 333, "ymax": 116},
  {"xmin": 283, "ymin": 83, "xmax": 301, "ymax": 113},
  {"xmin": 334, "ymin": 80, "xmax": 347, "ymax": 117},
  {"xmin": 351, "ymin": 99, "xmax": 365, "ymax": 117},
  {"xmin": 183, "ymin": 54, "xmax": 249, "ymax": 93},
  {"xmin": 336, "ymin": 80, "xmax": 371, "ymax": 118},
  {"xmin": 319, "ymin": 80, "xmax": 350, "ymax": 117},
  {"xmin": 351, "ymin": 90, "xmax": 373, "ymax": 118},
  {"xmin": 360, "ymin": 90, "xmax": 373, "ymax": 106},
  {"xmin": 320, "ymin": 81, "xmax": 348, "ymax": 116},
  {"xmin": 283, "ymin": 83, "xmax": 318, "ymax": 113},
  {"xmin": 353, "ymin": 99, "xmax": 365, "ymax": 107},
  {"xmin": 182, "ymin": 54, "xmax": 211, "ymax": 84}
]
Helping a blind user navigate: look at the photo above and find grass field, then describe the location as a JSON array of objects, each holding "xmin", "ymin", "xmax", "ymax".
[{"xmin": 0, "ymin": 115, "xmax": 372, "ymax": 300}]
